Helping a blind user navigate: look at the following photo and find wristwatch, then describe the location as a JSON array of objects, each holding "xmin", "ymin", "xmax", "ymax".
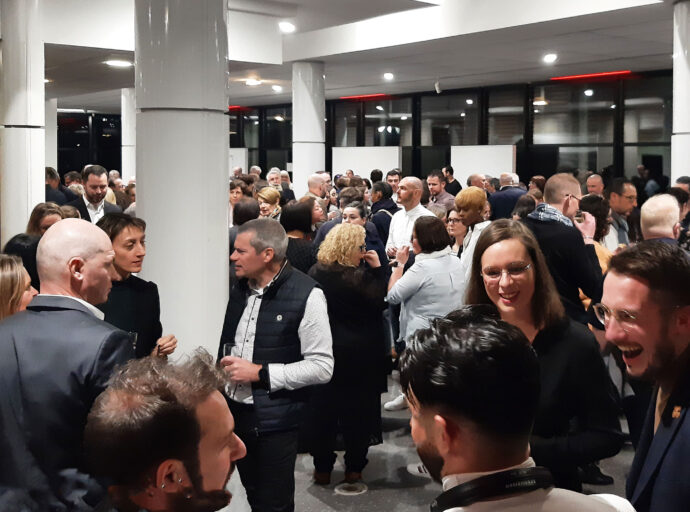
[{"xmin": 258, "ymin": 364, "xmax": 270, "ymax": 390}]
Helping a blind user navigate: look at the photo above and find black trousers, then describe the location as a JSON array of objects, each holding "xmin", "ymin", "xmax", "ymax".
[{"xmin": 235, "ymin": 428, "xmax": 299, "ymax": 512}]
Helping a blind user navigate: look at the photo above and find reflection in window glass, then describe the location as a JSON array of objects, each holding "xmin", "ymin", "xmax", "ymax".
[
  {"xmin": 557, "ymin": 146, "xmax": 613, "ymax": 173},
  {"xmin": 624, "ymin": 76, "xmax": 672, "ymax": 143},
  {"xmin": 243, "ymin": 109, "xmax": 260, "ymax": 148},
  {"xmin": 364, "ymin": 98, "xmax": 412, "ymax": 146},
  {"xmin": 624, "ymin": 145, "xmax": 671, "ymax": 179},
  {"xmin": 265, "ymin": 107, "xmax": 292, "ymax": 148},
  {"xmin": 266, "ymin": 149, "xmax": 291, "ymax": 171},
  {"xmin": 420, "ymin": 147, "xmax": 448, "ymax": 177},
  {"xmin": 334, "ymin": 103, "xmax": 358, "ymax": 147},
  {"xmin": 533, "ymin": 83, "xmax": 615, "ymax": 144},
  {"xmin": 421, "ymin": 94, "xmax": 479, "ymax": 146},
  {"xmin": 229, "ymin": 114, "xmax": 240, "ymax": 148},
  {"xmin": 488, "ymin": 89, "xmax": 524, "ymax": 145}
]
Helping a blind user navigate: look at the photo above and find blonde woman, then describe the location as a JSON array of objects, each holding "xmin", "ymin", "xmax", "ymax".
[
  {"xmin": 26, "ymin": 202, "xmax": 64, "ymax": 236},
  {"xmin": 256, "ymin": 186, "xmax": 282, "ymax": 220},
  {"xmin": 307, "ymin": 223, "xmax": 388, "ymax": 485},
  {"xmin": 0, "ymin": 254, "xmax": 38, "ymax": 321}
]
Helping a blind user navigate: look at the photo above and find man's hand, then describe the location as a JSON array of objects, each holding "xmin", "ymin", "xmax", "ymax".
[
  {"xmin": 386, "ymin": 246, "xmax": 398, "ymax": 258},
  {"xmin": 573, "ymin": 211, "xmax": 596, "ymax": 243},
  {"xmin": 395, "ymin": 245, "xmax": 410, "ymax": 266},
  {"xmin": 221, "ymin": 356, "xmax": 261, "ymax": 384},
  {"xmin": 152, "ymin": 334, "xmax": 177, "ymax": 357},
  {"xmin": 361, "ymin": 250, "xmax": 381, "ymax": 268}
]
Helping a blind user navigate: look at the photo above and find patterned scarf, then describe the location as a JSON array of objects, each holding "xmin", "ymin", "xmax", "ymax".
[{"xmin": 527, "ymin": 203, "xmax": 573, "ymax": 227}]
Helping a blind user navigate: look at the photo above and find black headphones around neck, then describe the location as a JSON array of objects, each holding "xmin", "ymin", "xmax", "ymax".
[{"xmin": 430, "ymin": 466, "xmax": 554, "ymax": 512}]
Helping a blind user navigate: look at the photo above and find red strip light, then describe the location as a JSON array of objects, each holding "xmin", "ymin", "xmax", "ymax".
[
  {"xmin": 550, "ymin": 70, "xmax": 632, "ymax": 81},
  {"xmin": 339, "ymin": 93, "xmax": 391, "ymax": 100}
]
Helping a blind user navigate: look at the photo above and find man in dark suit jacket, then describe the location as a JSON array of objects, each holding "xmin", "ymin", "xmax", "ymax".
[
  {"xmin": 0, "ymin": 218, "xmax": 134, "ymax": 510},
  {"xmin": 45, "ymin": 166, "xmax": 78, "ymax": 206},
  {"xmin": 600, "ymin": 241, "xmax": 690, "ymax": 512},
  {"xmin": 489, "ymin": 173, "xmax": 527, "ymax": 219},
  {"xmin": 66, "ymin": 165, "xmax": 121, "ymax": 222}
]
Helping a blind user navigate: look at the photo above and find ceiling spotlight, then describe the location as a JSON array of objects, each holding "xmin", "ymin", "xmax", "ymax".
[
  {"xmin": 401, "ymin": 115, "xmax": 408, "ymax": 121},
  {"xmin": 104, "ymin": 59, "xmax": 133, "ymax": 68},
  {"xmin": 534, "ymin": 109, "xmax": 540, "ymax": 113},
  {"xmin": 245, "ymin": 78, "xmax": 263, "ymax": 86},
  {"xmin": 532, "ymin": 99, "xmax": 548, "ymax": 106},
  {"xmin": 44, "ymin": 78, "xmax": 52, "ymax": 84},
  {"xmin": 542, "ymin": 53, "xmax": 558, "ymax": 64},
  {"xmin": 434, "ymin": 80, "xmax": 442, "ymax": 94},
  {"xmin": 383, "ymin": 72, "xmax": 395, "ymax": 81},
  {"xmin": 274, "ymin": 115, "xmax": 285, "ymax": 122},
  {"xmin": 465, "ymin": 99, "xmax": 474, "ymax": 105},
  {"xmin": 272, "ymin": 85, "xmax": 283, "ymax": 93},
  {"xmin": 386, "ymin": 126, "xmax": 392, "ymax": 133},
  {"xmin": 376, "ymin": 105, "xmax": 384, "ymax": 111},
  {"xmin": 279, "ymin": 21, "xmax": 296, "ymax": 34},
  {"xmin": 584, "ymin": 89, "xmax": 594, "ymax": 97},
  {"xmin": 377, "ymin": 126, "xmax": 385, "ymax": 133},
  {"xmin": 460, "ymin": 112, "xmax": 466, "ymax": 117},
  {"xmin": 610, "ymin": 104, "xmax": 617, "ymax": 109}
]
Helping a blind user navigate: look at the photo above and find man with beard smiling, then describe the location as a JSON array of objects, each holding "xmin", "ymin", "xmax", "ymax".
[
  {"xmin": 84, "ymin": 350, "xmax": 246, "ymax": 512},
  {"xmin": 399, "ymin": 305, "xmax": 634, "ymax": 512},
  {"xmin": 598, "ymin": 241, "xmax": 690, "ymax": 512}
]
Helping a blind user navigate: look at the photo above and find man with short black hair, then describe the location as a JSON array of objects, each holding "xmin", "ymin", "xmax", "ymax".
[
  {"xmin": 45, "ymin": 166, "xmax": 77, "ymax": 205},
  {"xmin": 427, "ymin": 170, "xmax": 456, "ymax": 211},
  {"xmin": 63, "ymin": 170, "xmax": 82, "ymax": 187},
  {"xmin": 219, "ymin": 218, "xmax": 333, "ymax": 512},
  {"xmin": 370, "ymin": 169, "xmax": 383, "ymax": 183},
  {"xmin": 66, "ymin": 164, "xmax": 121, "ymax": 223},
  {"xmin": 386, "ymin": 169, "xmax": 401, "ymax": 202},
  {"xmin": 599, "ymin": 242, "xmax": 690, "ymax": 512},
  {"xmin": 401, "ymin": 305, "xmax": 633, "ymax": 512},
  {"xmin": 675, "ymin": 175, "xmax": 690, "ymax": 194},
  {"xmin": 442, "ymin": 165, "xmax": 462, "ymax": 196},
  {"xmin": 604, "ymin": 177, "xmax": 638, "ymax": 250}
]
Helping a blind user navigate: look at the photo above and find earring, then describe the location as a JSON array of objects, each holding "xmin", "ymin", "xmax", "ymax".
[
  {"xmin": 161, "ymin": 483, "xmax": 166, "ymax": 489},
  {"xmin": 178, "ymin": 478, "xmax": 183, "ymax": 483}
]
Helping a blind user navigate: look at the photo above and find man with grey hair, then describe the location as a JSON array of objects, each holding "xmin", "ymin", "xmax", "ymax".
[
  {"xmin": 488, "ymin": 172, "xmax": 527, "ymax": 219},
  {"xmin": 0, "ymin": 218, "xmax": 134, "ymax": 509},
  {"xmin": 219, "ymin": 218, "xmax": 333, "ymax": 512},
  {"xmin": 268, "ymin": 167, "xmax": 295, "ymax": 203},
  {"xmin": 466, "ymin": 173, "xmax": 486, "ymax": 189},
  {"xmin": 232, "ymin": 166, "xmax": 243, "ymax": 177},
  {"xmin": 641, "ymin": 193, "xmax": 682, "ymax": 244},
  {"xmin": 249, "ymin": 165, "xmax": 262, "ymax": 177}
]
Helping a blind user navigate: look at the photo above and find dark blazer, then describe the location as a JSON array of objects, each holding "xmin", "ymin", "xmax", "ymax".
[
  {"xmin": 98, "ymin": 275, "xmax": 163, "ymax": 359},
  {"xmin": 488, "ymin": 186, "xmax": 526, "ymax": 219},
  {"xmin": 627, "ymin": 357, "xmax": 690, "ymax": 512},
  {"xmin": 65, "ymin": 197, "xmax": 122, "ymax": 222},
  {"xmin": 286, "ymin": 237, "xmax": 316, "ymax": 275},
  {"xmin": 0, "ymin": 295, "xmax": 134, "ymax": 509},
  {"xmin": 45, "ymin": 184, "xmax": 68, "ymax": 205},
  {"xmin": 524, "ymin": 217, "xmax": 603, "ymax": 324},
  {"xmin": 370, "ymin": 198, "xmax": 400, "ymax": 244}
]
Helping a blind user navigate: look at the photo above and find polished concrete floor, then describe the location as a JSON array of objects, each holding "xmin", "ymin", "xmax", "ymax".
[{"xmin": 226, "ymin": 378, "xmax": 634, "ymax": 512}]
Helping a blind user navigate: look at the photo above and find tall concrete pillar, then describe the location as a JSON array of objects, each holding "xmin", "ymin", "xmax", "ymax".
[
  {"xmin": 0, "ymin": 0, "xmax": 44, "ymax": 247},
  {"xmin": 121, "ymin": 88, "xmax": 136, "ymax": 182},
  {"xmin": 292, "ymin": 61, "xmax": 325, "ymax": 197},
  {"xmin": 135, "ymin": 0, "xmax": 229, "ymax": 356},
  {"xmin": 45, "ymin": 98, "xmax": 58, "ymax": 170},
  {"xmin": 672, "ymin": 0, "xmax": 690, "ymax": 184}
]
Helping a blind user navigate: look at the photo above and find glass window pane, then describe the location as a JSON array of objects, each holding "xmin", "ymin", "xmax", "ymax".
[
  {"xmin": 421, "ymin": 94, "xmax": 479, "ymax": 146},
  {"xmin": 624, "ymin": 76, "xmax": 672, "ymax": 143},
  {"xmin": 266, "ymin": 149, "xmax": 291, "ymax": 171},
  {"xmin": 419, "ymin": 147, "xmax": 448, "ymax": 177},
  {"xmin": 243, "ymin": 109, "xmax": 260, "ymax": 148},
  {"xmin": 488, "ymin": 88, "xmax": 525, "ymax": 145},
  {"xmin": 533, "ymin": 83, "xmax": 615, "ymax": 144},
  {"xmin": 364, "ymin": 98, "xmax": 412, "ymax": 147},
  {"xmin": 624, "ymin": 145, "xmax": 671, "ymax": 181},
  {"xmin": 334, "ymin": 102, "xmax": 358, "ymax": 147},
  {"xmin": 265, "ymin": 107, "xmax": 292, "ymax": 148},
  {"xmin": 528, "ymin": 146, "xmax": 613, "ymax": 176},
  {"xmin": 229, "ymin": 114, "xmax": 241, "ymax": 148}
]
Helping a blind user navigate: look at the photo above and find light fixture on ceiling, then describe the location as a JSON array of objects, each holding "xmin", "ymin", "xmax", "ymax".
[
  {"xmin": 434, "ymin": 79, "xmax": 442, "ymax": 94},
  {"xmin": 376, "ymin": 105, "xmax": 384, "ymax": 111},
  {"xmin": 279, "ymin": 21, "xmax": 296, "ymax": 34},
  {"xmin": 245, "ymin": 78, "xmax": 263, "ymax": 86},
  {"xmin": 584, "ymin": 89, "xmax": 594, "ymax": 97},
  {"xmin": 460, "ymin": 112, "xmax": 466, "ymax": 117},
  {"xmin": 44, "ymin": 78, "xmax": 52, "ymax": 84},
  {"xmin": 272, "ymin": 84, "xmax": 283, "ymax": 93},
  {"xmin": 377, "ymin": 126, "xmax": 385, "ymax": 133},
  {"xmin": 104, "ymin": 59, "xmax": 133, "ymax": 68},
  {"xmin": 534, "ymin": 109, "xmax": 540, "ymax": 113},
  {"xmin": 401, "ymin": 115, "xmax": 408, "ymax": 121},
  {"xmin": 532, "ymin": 99, "xmax": 548, "ymax": 106},
  {"xmin": 610, "ymin": 104, "xmax": 617, "ymax": 109},
  {"xmin": 274, "ymin": 115, "xmax": 284, "ymax": 122},
  {"xmin": 466, "ymin": 99, "xmax": 474, "ymax": 105},
  {"xmin": 542, "ymin": 53, "xmax": 558, "ymax": 64},
  {"xmin": 386, "ymin": 126, "xmax": 392, "ymax": 133},
  {"xmin": 383, "ymin": 72, "xmax": 394, "ymax": 81}
]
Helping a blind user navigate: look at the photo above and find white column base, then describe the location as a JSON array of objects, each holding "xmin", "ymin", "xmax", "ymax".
[{"xmin": 292, "ymin": 142, "xmax": 325, "ymax": 198}]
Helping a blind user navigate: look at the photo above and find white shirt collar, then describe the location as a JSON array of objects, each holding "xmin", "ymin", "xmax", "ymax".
[
  {"xmin": 441, "ymin": 457, "xmax": 535, "ymax": 492},
  {"xmin": 38, "ymin": 294, "xmax": 105, "ymax": 320},
  {"xmin": 82, "ymin": 194, "xmax": 105, "ymax": 211},
  {"xmin": 405, "ymin": 203, "xmax": 426, "ymax": 216}
]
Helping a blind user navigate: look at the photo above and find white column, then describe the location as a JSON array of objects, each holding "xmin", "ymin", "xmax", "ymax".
[
  {"xmin": 672, "ymin": 0, "xmax": 690, "ymax": 184},
  {"xmin": 0, "ymin": 0, "xmax": 44, "ymax": 248},
  {"xmin": 135, "ymin": 0, "xmax": 229, "ymax": 357},
  {"xmin": 45, "ymin": 98, "xmax": 58, "ymax": 170},
  {"xmin": 292, "ymin": 61, "xmax": 325, "ymax": 197},
  {"xmin": 121, "ymin": 88, "xmax": 136, "ymax": 182}
]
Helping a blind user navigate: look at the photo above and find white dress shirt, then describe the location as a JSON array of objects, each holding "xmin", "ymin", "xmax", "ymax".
[
  {"xmin": 83, "ymin": 195, "xmax": 106, "ymax": 224},
  {"xmin": 385, "ymin": 203, "xmax": 435, "ymax": 252},
  {"xmin": 227, "ymin": 280, "xmax": 334, "ymax": 405}
]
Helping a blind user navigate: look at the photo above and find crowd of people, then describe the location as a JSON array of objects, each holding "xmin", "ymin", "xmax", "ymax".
[{"xmin": 0, "ymin": 161, "xmax": 689, "ymax": 512}]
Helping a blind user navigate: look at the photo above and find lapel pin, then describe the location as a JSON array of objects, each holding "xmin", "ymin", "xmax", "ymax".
[
  {"xmin": 276, "ymin": 314, "xmax": 283, "ymax": 322},
  {"xmin": 672, "ymin": 406, "xmax": 682, "ymax": 419}
]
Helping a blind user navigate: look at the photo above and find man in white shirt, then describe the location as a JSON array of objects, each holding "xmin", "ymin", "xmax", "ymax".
[
  {"xmin": 66, "ymin": 164, "xmax": 122, "ymax": 223},
  {"xmin": 400, "ymin": 306, "xmax": 635, "ymax": 512},
  {"xmin": 219, "ymin": 218, "xmax": 333, "ymax": 512},
  {"xmin": 385, "ymin": 177, "xmax": 435, "ymax": 258}
]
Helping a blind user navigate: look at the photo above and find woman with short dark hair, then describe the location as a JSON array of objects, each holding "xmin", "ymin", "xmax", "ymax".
[
  {"xmin": 465, "ymin": 219, "xmax": 623, "ymax": 491},
  {"xmin": 280, "ymin": 202, "xmax": 316, "ymax": 274}
]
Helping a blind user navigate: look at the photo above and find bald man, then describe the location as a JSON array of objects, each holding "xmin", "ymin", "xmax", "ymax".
[
  {"xmin": 0, "ymin": 218, "xmax": 134, "ymax": 509},
  {"xmin": 641, "ymin": 194, "xmax": 682, "ymax": 243},
  {"xmin": 587, "ymin": 174, "xmax": 605, "ymax": 196},
  {"xmin": 385, "ymin": 177, "xmax": 435, "ymax": 256}
]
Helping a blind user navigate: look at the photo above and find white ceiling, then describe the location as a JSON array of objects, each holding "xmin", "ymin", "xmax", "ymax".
[{"xmin": 54, "ymin": 0, "xmax": 674, "ymax": 113}]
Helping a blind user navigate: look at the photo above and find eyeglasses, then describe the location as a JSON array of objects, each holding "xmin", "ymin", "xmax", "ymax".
[
  {"xmin": 359, "ymin": 244, "xmax": 367, "ymax": 252},
  {"xmin": 481, "ymin": 263, "xmax": 531, "ymax": 281},
  {"xmin": 623, "ymin": 195, "xmax": 638, "ymax": 202},
  {"xmin": 447, "ymin": 218, "xmax": 462, "ymax": 224},
  {"xmin": 592, "ymin": 303, "xmax": 638, "ymax": 332}
]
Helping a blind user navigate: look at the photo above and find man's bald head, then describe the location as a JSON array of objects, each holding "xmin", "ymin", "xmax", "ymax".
[
  {"xmin": 586, "ymin": 174, "xmax": 604, "ymax": 196},
  {"xmin": 37, "ymin": 219, "xmax": 116, "ymax": 303},
  {"xmin": 397, "ymin": 177, "xmax": 425, "ymax": 210},
  {"xmin": 641, "ymin": 194, "xmax": 681, "ymax": 240}
]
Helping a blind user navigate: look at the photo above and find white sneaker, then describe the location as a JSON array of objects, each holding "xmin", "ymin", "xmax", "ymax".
[
  {"xmin": 384, "ymin": 393, "xmax": 408, "ymax": 411},
  {"xmin": 406, "ymin": 463, "xmax": 432, "ymax": 479}
]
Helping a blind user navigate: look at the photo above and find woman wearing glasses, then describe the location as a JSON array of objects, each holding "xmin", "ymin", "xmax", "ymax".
[{"xmin": 466, "ymin": 219, "xmax": 623, "ymax": 492}]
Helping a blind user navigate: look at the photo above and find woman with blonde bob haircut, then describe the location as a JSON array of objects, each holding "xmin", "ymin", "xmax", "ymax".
[
  {"xmin": 465, "ymin": 219, "xmax": 623, "ymax": 492},
  {"xmin": 0, "ymin": 254, "xmax": 38, "ymax": 321},
  {"xmin": 256, "ymin": 186, "xmax": 282, "ymax": 220},
  {"xmin": 26, "ymin": 202, "xmax": 64, "ymax": 236},
  {"xmin": 308, "ymin": 222, "xmax": 388, "ymax": 485}
]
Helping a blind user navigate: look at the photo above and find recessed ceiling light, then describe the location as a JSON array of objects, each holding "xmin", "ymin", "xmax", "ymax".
[
  {"xmin": 274, "ymin": 115, "xmax": 285, "ymax": 122},
  {"xmin": 376, "ymin": 105, "xmax": 384, "ymax": 111},
  {"xmin": 460, "ymin": 112, "xmax": 466, "ymax": 117},
  {"xmin": 534, "ymin": 109, "xmax": 540, "ymax": 113},
  {"xmin": 542, "ymin": 53, "xmax": 558, "ymax": 64},
  {"xmin": 245, "ymin": 78, "xmax": 263, "ymax": 86},
  {"xmin": 584, "ymin": 89, "xmax": 594, "ymax": 97},
  {"xmin": 610, "ymin": 104, "xmax": 616, "ymax": 109},
  {"xmin": 401, "ymin": 115, "xmax": 408, "ymax": 121},
  {"xmin": 279, "ymin": 21, "xmax": 296, "ymax": 34},
  {"xmin": 272, "ymin": 85, "xmax": 283, "ymax": 93},
  {"xmin": 383, "ymin": 72, "xmax": 394, "ymax": 81},
  {"xmin": 44, "ymin": 79, "xmax": 52, "ymax": 84},
  {"xmin": 104, "ymin": 59, "xmax": 133, "ymax": 68},
  {"xmin": 377, "ymin": 126, "xmax": 385, "ymax": 133},
  {"xmin": 465, "ymin": 99, "xmax": 474, "ymax": 105},
  {"xmin": 533, "ymin": 100, "xmax": 548, "ymax": 106},
  {"xmin": 386, "ymin": 126, "xmax": 392, "ymax": 133}
]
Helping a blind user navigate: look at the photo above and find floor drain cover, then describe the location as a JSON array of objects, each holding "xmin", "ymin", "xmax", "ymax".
[{"xmin": 334, "ymin": 482, "xmax": 368, "ymax": 495}]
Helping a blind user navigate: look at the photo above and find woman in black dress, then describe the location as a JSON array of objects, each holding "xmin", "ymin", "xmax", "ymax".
[
  {"xmin": 280, "ymin": 201, "xmax": 316, "ymax": 274},
  {"xmin": 465, "ymin": 219, "xmax": 623, "ymax": 491},
  {"xmin": 307, "ymin": 223, "xmax": 388, "ymax": 485},
  {"xmin": 96, "ymin": 213, "xmax": 177, "ymax": 358}
]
